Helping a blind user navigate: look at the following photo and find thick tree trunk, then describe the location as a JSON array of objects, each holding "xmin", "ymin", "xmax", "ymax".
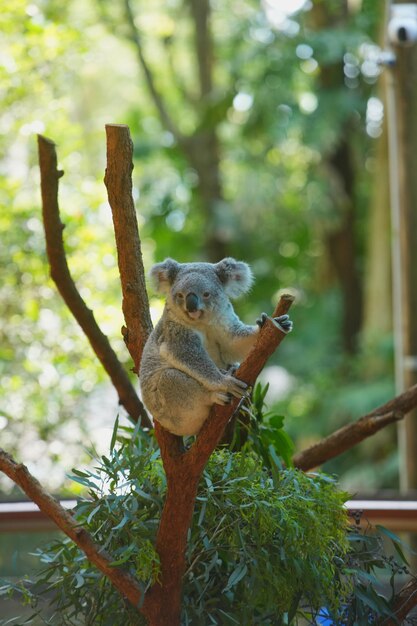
[
  {"xmin": 326, "ymin": 136, "xmax": 363, "ymax": 353},
  {"xmin": 142, "ymin": 467, "xmax": 200, "ymax": 626}
]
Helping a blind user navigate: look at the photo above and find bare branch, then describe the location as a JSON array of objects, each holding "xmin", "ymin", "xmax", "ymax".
[
  {"xmin": 294, "ymin": 384, "xmax": 417, "ymax": 471},
  {"xmin": 104, "ymin": 124, "xmax": 153, "ymax": 376},
  {"xmin": 37, "ymin": 134, "xmax": 150, "ymax": 426},
  {"xmin": 0, "ymin": 449, "xmax": 144, "ymax": 608}
]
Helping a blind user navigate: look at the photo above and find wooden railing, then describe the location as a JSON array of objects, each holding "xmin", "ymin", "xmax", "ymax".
[{"xmin": 1, "ymin": 499, "xmax": 417, "ymax": 532}]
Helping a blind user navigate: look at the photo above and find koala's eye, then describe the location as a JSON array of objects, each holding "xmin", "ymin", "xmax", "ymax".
[
  {"xmin": 203, "ymin": 292, "xmax": 210, "ymax": 299},
  {"xmin": 177, "ymin": 292, "xmax": 184, "ymax": 299}
]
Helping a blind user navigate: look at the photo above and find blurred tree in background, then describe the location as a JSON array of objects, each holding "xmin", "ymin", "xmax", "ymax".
[{"xmin": 0, "ymin": 0, "xmax": 396, "ymax": 494}]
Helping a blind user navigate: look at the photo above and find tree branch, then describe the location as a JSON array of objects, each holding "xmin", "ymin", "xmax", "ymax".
[
  {"xmin": 103, "ymin": 124, "xmax": 153, "ymax": 376},
  {"xmin": 293, "ymin": 384, "xmax": 417, "ymax": 471},
  {"xmin": 122, "ymin": 0, "xmax": 184, "ymax": 144},
  {"xmin": 163, "ymin": 37, "xmax": 198, "ymax": 107},
  {"xmin": 377, "ymin": 576, "xmax": 417, "ymax": 625},
  {"xmin": 0, "ymin": 449, "xmax": 144, "ymax": 608},
  {"xmin": 142, "ymin": 295, "xmax": 295, "ymax": 626},
  {"xmin": 37, "ymin": 134, "xmax": 150, "ymax": 427},
  {"xmin": 104, "ymin": 133, "xmax": 296, "ymax": 623},
  {"xmin": 188, "ymin": 0, "xmax": 213, "ymax": 98},
  {"xmin": 190, "ymin": 295, "xmax": 295, "ymax": 466}
]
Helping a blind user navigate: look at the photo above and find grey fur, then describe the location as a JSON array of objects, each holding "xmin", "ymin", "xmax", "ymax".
[{"xmin": 139, "ymin": 257, "xmax": 258, "ymax": 436}]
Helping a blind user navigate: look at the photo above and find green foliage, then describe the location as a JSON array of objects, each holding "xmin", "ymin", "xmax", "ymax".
[
  {"xmin": 0, "ymin": 0, "xmax": 395, "ymax": 493},
  {"xmin": 183, "ymin": 453, "xmax": 350, "ymax": 625},
  {"xmin": 0, "ymin": 419, "xmax": 352, "ymax": 625},
  {"xmin": 0, "ymin": 0, "xmax": 141, "ymax": 493},
  {"xmin": 235, "ymin": 382, "xmax": 296, "ymax": 471},
  {"xmin": 327, "ymin": 517, "xmax": 412, "ymax": 625},
  {"xmin": 1, "ymin": 408, "xmax": 412, "ymax": 625}
]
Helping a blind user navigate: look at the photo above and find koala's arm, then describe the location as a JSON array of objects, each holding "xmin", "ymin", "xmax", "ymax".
[
  {"xmin": 159, "ymin": 321, "xmax": 247, "ymax": 397},
  {"xmin": 222, "ymin": 317, "xmax": 259, "ymax": 363},
  {"xmin": 222, "ymin": 312, "xmax": 293, "ymax": 363}
]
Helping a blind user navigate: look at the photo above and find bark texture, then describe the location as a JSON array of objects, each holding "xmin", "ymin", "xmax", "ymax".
[
  {"xmin": 377, "ymin": 577, "xmax": 417, "ymax": 626},
  {"xmin": 103, "ymin": 124, "xmax": 153, "ymax": 372}
]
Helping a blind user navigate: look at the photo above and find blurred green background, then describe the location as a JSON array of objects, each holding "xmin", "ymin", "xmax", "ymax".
[{"xmin": 0, "ymin": 0, "xmax": 398, "ymax": 503}]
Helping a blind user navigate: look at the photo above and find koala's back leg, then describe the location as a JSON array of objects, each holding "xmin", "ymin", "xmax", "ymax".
[{"xmin": 146, "ymin": 368, "xmax": 221, "ymax": 436}]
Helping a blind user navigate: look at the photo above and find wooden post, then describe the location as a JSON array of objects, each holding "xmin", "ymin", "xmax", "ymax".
[{"xmin": 386, "ymin": 1, "xmax": 417, "ymax": 491}]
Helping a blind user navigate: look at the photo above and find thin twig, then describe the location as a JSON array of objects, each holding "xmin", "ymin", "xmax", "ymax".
[
  {"xmin": 0, "ymin": 449, "xmax": 143, "ymax": 608},
  {"xmin": 37, "ymin": 134, "xmax": 150, "ymax": 426}
]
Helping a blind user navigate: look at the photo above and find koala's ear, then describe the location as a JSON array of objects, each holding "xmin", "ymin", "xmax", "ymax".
[
  {"xmin": 215, "ymin": 257, "xmax": 253, "ymax": 299},
  {"xmin": 149, "ymin": 258, "xmax": 180, "ymax": 294}
]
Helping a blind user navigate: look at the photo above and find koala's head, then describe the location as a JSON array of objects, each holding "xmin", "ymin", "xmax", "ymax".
[{"xmin": 150, "ymin": 257, "xmax": 253, "ymax": 324}]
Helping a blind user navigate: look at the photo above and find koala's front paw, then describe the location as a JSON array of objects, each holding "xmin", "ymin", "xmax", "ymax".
[
  {"xmin": 256, "ymin": 313, "xmax": 293, "ymax": 334},
  {"xmin": 273, "ymin": 314, "xmax": 293, "ymax": 334},
  {"xmin": 256, "ymin": 312, "xmax": 268, "ymax": 328},
  {"xmin": 222, "ymin": 374, "xmax": 249, "ymax": 399}
]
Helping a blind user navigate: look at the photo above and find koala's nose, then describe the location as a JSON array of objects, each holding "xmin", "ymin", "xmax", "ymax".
[{"xmin": 185, "ymin": 293, "xmax": 199, "ymax": 312}]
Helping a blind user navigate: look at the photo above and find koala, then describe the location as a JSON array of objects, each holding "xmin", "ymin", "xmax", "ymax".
[{"xmin": 139, "ymin": 258, "xmax": 292, "ymax": 436}]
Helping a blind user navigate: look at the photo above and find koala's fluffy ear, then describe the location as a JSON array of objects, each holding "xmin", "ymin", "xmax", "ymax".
[
  {"xmin": 149, "ymin": 258, "xmax": 180, "ymax": 294},
  {"xmin": 215, "ymin": 257, "xmax": 253, "ymax": 299}
]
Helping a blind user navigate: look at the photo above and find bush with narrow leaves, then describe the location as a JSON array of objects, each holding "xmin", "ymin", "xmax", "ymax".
[{"xmin": 0, "ymin": 397, "xmax": 411, "ymax": 625}]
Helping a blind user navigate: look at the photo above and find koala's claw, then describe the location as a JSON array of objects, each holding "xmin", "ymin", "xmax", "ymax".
[
  {"xmin": 257, "ymin": 312, "xmax": 293, "ymax": 334},
  {"xmin": 223, "ymin": 374, "xmax": 249, "ymax": 399},
  {"xmin": 213, "ymin": 392, "xmax": 232, "ymax": 406},
  {"xmin": 256, "ymin": 312, "xmax": 268, "ymax": 328},
  {"xmin": 274, "ymin": 314, "xmax": 293, "ymax": 334}
]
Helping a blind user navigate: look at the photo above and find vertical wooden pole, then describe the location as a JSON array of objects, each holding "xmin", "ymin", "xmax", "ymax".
[{"xmin": 386, "ymin": 1, "xmax": 417, "ymax": 491}]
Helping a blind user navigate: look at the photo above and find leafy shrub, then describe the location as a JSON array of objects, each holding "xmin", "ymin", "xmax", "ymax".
[
  {"xmin": 183, "ymin": 453, "xmax": 350, "ymax": 624},
  {"xmin": 0, "ymin": 399, "xmax": 411, "ymax": 625},
  {"xmin": 0, "ymin": 419, "xmax": 353, "ymax": 625}
]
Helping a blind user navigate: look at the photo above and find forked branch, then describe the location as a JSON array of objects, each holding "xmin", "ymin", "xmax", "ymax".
[
  {"xmin": 141, "ymin": 295, "xmax": 295, "ymax": 626},
  {"xmin": 30, "ymin": 125, "xmax": 417, "ymax": 626},
  {"xmin": 105, "ymin": 122, "xmax": 296, "ymax": 626}
]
